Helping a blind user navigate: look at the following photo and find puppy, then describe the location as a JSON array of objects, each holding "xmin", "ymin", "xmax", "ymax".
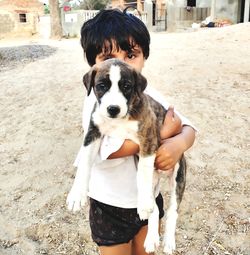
[{"xmin": 67, "ymin": 59, "xmax": 186, "ymax": 254}]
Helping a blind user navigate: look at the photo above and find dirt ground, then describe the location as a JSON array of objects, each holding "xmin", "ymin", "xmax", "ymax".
[{"xmin": 0, "ymin": 23, "xmax": 249, "ymax": 255}]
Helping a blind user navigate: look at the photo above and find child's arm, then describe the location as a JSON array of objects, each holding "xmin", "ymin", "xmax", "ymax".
[
  {"xmin": 108, "ymin": 107, "xmax": 188, "ymax": 160},
  {"xmin": 107, "ymin": 139, "xmax": 139, "ymax": 159},
  {"xmin": 108, "ymin": 125, "xmax": 195, "ymax": 169}
]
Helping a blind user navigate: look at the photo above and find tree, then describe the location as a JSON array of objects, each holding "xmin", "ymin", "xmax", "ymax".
[
  {"xmin": 80, "ymin": 0, "xmax": 110, "ymax": 10},
  {"xmin": 49, "ymin": 0, "xmax": 63, "ymax": 39}
]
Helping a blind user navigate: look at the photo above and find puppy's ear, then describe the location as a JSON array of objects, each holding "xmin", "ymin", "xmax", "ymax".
[
  {"xmin": 83, "ymin": 68, "xmax": 97, "ymax": 96},
  {"xmin": 133, "ymin": 70, "xmax": 147, "ymax": 94}
]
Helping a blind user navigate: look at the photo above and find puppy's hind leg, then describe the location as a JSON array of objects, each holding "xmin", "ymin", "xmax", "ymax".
[
  {"xmin": 144, "ymin": 171, "xmax": 160, "ymax": 253},
  {"xmin": 163, "ymin": 157, "xmax": 186, "ymax": 254}
]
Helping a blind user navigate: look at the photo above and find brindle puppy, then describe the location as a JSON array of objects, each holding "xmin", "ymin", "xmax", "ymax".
[{"xmin": 67, "ymin": 59, "xmax": 186, "ymax": 254}]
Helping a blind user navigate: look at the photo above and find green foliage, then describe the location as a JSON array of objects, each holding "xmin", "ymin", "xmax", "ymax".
[
  {"xmin": 80, "ymin": 0, "xmax": 110, "ymax": 10},
  {"xmin": 44, "ymin": 4, "xmax": 50, "ymax": 14}
]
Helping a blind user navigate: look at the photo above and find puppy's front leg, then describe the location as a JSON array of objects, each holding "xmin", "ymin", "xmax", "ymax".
[
  {"xmin": 67, "ymin": 138, "xmax": 101, "ymax": 212},
  {"xmin": 137, "ymin": 154, "xmax": 155, "ymax": 220},
  {"xmin": 144, "ymin": 171, "xmax": 160, "ymax": 253},
  {"xmin": 144, "ymin": 200, "xmax": 159, "ymax": 253}
]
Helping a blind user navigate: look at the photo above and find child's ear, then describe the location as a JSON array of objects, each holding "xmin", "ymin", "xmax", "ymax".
[
  {"xmin": 83, "ymin": 67, "xmax": 97, "ymax": 96},
  {"xmin": 133, "ymin": 70, "xmax": 147, "ymax": 94}
]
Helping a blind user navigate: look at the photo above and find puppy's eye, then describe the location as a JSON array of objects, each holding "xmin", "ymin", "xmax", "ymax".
[
  {"xmin": 96, "ymin": 83, "xmax": 107, "ymax": 91},
  {"xmin": 121, "ymin": 82, "xmax": 131, "ymax": 90},
  {"xmin": 123, "ymin": 83, "xmax": 131, "ymax": 89},
  {"xmin": 119, "ymin": 82, "xmax": 133, "ymax": 97}
]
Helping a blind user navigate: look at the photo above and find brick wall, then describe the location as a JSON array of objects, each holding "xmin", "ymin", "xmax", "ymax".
[
  {"xmin": 0, "ymin": 0, "xmax": 43, "ymax": 13},
  {"xmin": 0, "ymin": 0, "xmax": 42, "ymax": 36},
  {"xmin": 0, "ymin": 13, "xmax": 15, "ymax": 34}
]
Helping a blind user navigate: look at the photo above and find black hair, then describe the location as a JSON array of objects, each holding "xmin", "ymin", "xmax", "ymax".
[{"xmin": 80, "ymin": 8, "xmax": 150, "ymax": 66}]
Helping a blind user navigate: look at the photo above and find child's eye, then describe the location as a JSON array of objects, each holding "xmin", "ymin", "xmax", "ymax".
[
  {"xmin": 97, "ymin": 54, "xmax": 112, "ymax": 61},
  {"xmin": 103, "ymin": 56, "xmax": 112, "ymax": 61},
  {"xmin": 127, "ymin": 52, "xmax": 136, "ymax": 60}
]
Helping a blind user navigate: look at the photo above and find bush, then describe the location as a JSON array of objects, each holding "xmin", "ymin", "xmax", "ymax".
[{"xmin": 44, "ymin": 4, "xmax": 50, "ymax": 14}]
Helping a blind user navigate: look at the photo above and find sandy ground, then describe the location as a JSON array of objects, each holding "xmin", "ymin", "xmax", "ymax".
[{"xmin": 0, "ymin": 23, "xmax": 249, "ymax": 255}]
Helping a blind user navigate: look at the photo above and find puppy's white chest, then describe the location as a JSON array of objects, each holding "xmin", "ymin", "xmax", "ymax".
[{"xmin": 93, "ymin": 111, "xmax": 139, "ymax": 142}]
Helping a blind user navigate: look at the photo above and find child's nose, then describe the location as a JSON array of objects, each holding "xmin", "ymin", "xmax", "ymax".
[
  {"xmin": 116, "ymin": 55, "xmax": 125, "ymax": 61},
  {"xmin": 114, "ymin": 52, "xmax": 126, "ymax": 61}
]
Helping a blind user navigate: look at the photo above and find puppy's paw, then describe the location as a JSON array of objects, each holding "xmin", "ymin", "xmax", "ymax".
[
  {"xmin": 144, "ymin": 230, "xmax": 159, "ymax": 253},
  {"xmin": 163, "ymin": 235, "xmax": 176, "ymax": 255},
  {"xmin": 137, "ymin": 195, "xmax": 154, "ymax": 220},
  {"xmin": 66, "ymin": 186, "xmax": 87, "ymax": 212},
  {"xmin": 137, "ymin": 208, "xmax": 150, "ymax": 220}
]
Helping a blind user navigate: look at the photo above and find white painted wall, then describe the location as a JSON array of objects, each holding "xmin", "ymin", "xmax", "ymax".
[
  {"xmin": 38, "ymin": 15, "xmax": 50, "ymax": 39},
  {"xmin": 197, "ymin": 0, "xmax": 212, "ymax": 8}
]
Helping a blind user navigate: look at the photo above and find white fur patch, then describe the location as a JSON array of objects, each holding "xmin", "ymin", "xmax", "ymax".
[
  {"xmin": 93, "ymin": 111, "xmax": 139, "ymax": 142},
  {"xmin": 109, "ymin": 65, "xmax": 121, "ymax": 84},
  {"xmin": 98, "ymin": 65, "xmax": 128, "ymax": 119}
]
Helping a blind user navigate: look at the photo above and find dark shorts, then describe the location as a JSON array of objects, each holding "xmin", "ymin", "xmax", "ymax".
[{"xmin": 89, "ymin": 193, "xmax": 164, "ymax": 246}]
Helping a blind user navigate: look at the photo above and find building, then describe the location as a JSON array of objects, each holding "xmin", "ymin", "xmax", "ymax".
[
  {"xmin": 111, "ymin": 0, "xmax": 250, "ymax": 31},
  {"xmin": 0, "ymin": 0, "xmax": 44, "ymax": 37},
  {"xmin": 111, "ymin": 0, "xmax": 168, "ymax": 31}
]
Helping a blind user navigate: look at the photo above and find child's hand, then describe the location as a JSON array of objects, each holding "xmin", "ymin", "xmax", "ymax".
[
  {"xmin": 160, "ymin": 106, "xmax": 182, "ymax": 139},
  {"xmin": 155, "ymin": 137, "xmax": 183, "ymax": 171},
  {"xmin": 156, "ymin": 124, "xmax": 195, "ymax": 171}
]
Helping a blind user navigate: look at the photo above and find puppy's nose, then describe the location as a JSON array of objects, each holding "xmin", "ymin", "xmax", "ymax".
[{"xmin": 107, "ymin": 105, "xmax": 120, "ymax": 118}]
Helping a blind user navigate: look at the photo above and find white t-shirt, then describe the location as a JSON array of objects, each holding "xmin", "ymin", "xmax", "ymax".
[{"xmin": 74, "ymin": 86, "xmax": 194, "ymax": 208}]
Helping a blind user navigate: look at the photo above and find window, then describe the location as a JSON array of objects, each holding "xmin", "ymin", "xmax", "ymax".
[
  {"xmin": 19, "ymin": 13, "xmax": 27, "ymax": 23},
  {"xmin": 187, "ymin": 0, "xmax": 196, "ymax": 7}
]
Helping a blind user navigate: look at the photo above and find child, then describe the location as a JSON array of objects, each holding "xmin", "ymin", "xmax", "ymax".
[{"xmin": 73, "ymin": 8, "xmax": 196, "ymax": 255}]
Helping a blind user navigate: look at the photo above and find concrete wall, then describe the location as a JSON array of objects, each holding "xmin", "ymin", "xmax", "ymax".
[
  {"xmin": 197, "ymin": 0, "xmax": 212, "ymax": 7},
  {"xmin": 167, "ymin": 0, "xmax": 211, "ymax": 8},
  {"xmin": 0, "ymin": 11, "xmax": 15, "ymax": 35},
  {"xmin": 214, "ymin": 0, "xmax": 239, "ymax": 23},
  {"xmin": 167, "ymin": 0, "xmax": 241, "ymax": 31},
  {"xmin": 167, "ymin": 1, "xmax": 211, "ymax": 31},
  {"xmin": 61, "ymin": 10, "xmax": 99, "ymax": 37}
]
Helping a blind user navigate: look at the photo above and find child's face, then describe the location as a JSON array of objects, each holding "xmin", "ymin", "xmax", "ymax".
[{"xmin": 95, "ymin": 43, "xmax": 145, "ymax": 72}]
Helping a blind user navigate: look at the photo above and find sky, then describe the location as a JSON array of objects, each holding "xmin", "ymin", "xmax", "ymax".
[{"xmin": 38, "ymin": 0, "xmax": 48, "ymax": 4}]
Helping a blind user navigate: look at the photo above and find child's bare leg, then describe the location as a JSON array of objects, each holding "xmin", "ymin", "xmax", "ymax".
[
  {"xmin": 100, "ymin": 242, "xmax": 132, "ymax": 255},
  {"xmin": 132, "ymin": 225, "xmax": 154, "ymax": 255}
]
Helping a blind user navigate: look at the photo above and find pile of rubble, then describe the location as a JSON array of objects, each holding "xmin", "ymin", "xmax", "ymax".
[
  {"xmin": 0, "ymin": 45, "xmax": 56, "ymax": 72},
  {"xmin": 192, "ymin": 16, "xmax": 233, "ymax": 29}
]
